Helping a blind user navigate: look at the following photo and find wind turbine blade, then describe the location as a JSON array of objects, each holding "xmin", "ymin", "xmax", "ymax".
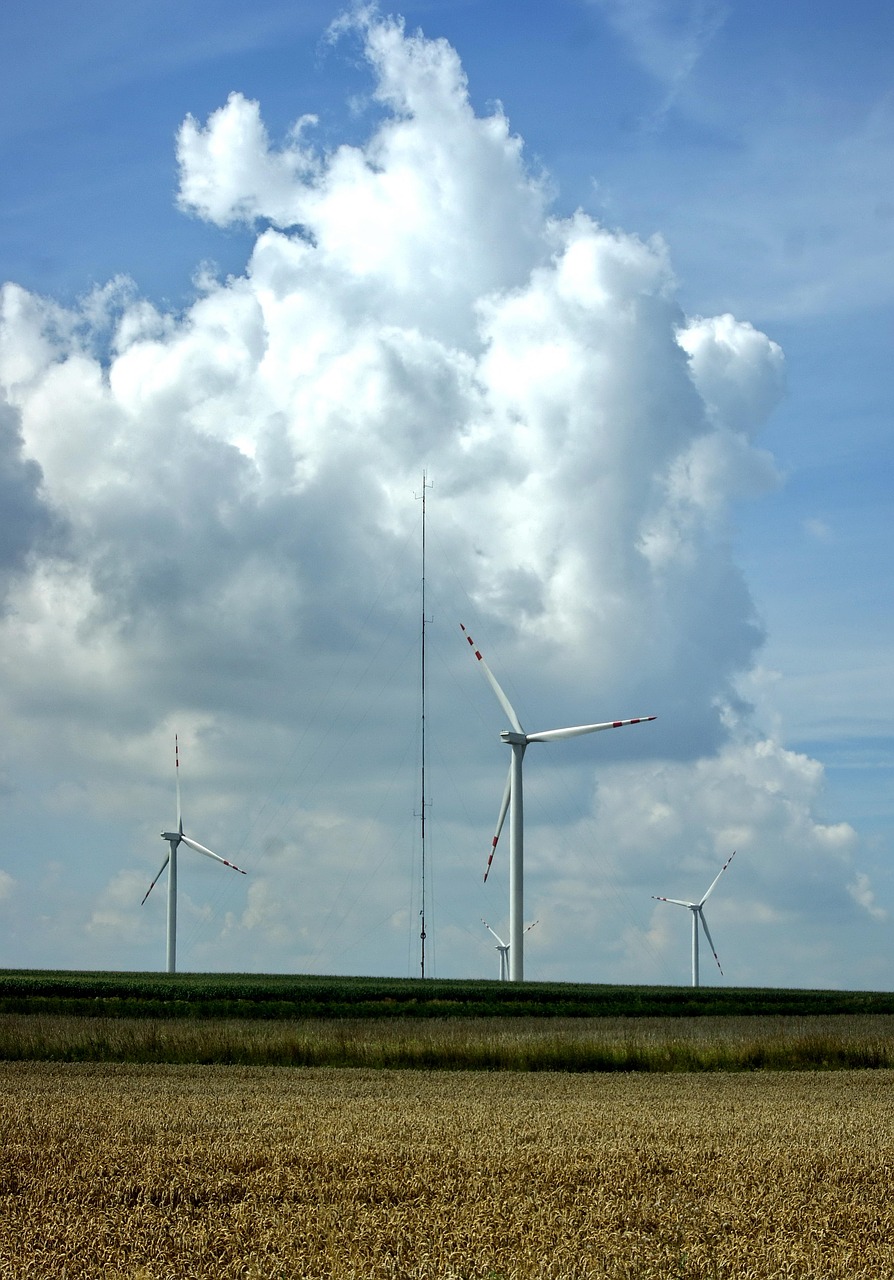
[
  {"xmin": 527, "ymin": 716, "xmax": 656, "ymax": 743},
  {"xmin": 523, "ymin": 919, "xmax": 539, "ymax": 935},
  {"xmin": 175, "ymin": 733, "xmax": 182, "ymax": 835},
  {"xmin": 484, "ymin": 761, "xmax": 513, "ymax": 882},
  {"xmin": 460, "ymin": 624, "xmax": 524, "ymax": 734},
  {"xmin": 141, "ymin": 854, "xmax": 170, "ymax": 906},
  {"xmin": 699, "ymin": 849, "xmax": 736, "ymax": 906},
  {"xmin": 698, "ymin": 908, "xmax": 723, "ymax": 976},
  {"xmin": 481, "ymin": 918, "xmax": 506, "ymax": 947},
  {"xmin": 180, "ymin": 835, "xmax": 247, "ymax": 875},
  {"xmin": 652, "ymin": 896, "xmax": 694, "ymax": 908}
]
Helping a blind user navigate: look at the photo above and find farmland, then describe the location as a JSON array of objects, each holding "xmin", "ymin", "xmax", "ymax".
[
  {"xmin": 2, "ymin": 971, "xmax": 894, "ymax": 1070},
  {"xmin": 3, "ymin": 975, "xmax": 893, "ymax": 1275},
  {"xmin": 2, "ymin": 969, "xmax": 894, "ymax": 1021},
  {"xmin": 1, "ymin": 1063, "xmax": 892, "ymax": 1279}
]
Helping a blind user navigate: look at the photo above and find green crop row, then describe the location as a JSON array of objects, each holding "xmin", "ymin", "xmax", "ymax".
[{"xmin": 0, "ymin": 969, "xmax": 893, "ymax": 1021}]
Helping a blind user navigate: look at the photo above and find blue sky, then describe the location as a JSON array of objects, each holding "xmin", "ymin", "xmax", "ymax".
[{"xmin": 0, "ymin": 0, "xmax": 891, "ymax": 985}]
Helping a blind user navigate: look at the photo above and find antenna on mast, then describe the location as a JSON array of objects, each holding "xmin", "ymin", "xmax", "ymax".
[{"xmin": 415, "ymin": 470, "xmax": 433, "ymax": 977}]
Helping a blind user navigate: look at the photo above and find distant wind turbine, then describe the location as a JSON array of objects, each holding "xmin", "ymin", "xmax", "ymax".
[
  {"xmin": 482, "ymin": 917, "xmax": 538, "ymax": 981},
  {"xmin": 653, "ymin": 850, "xmax": 736, "ymax": 987},
  {"xmin": 461, "ymin": 624, "xmax": 656, "ymax": 982},
  {"xmin": 142, "ymin": 735, "xmax": 247, "ymax": 973}
]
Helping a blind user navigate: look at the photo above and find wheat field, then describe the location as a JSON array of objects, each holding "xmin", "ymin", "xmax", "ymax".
[{"xmin": 1, "ymin": 1063, "xmax": 893, "ymax": 1278}]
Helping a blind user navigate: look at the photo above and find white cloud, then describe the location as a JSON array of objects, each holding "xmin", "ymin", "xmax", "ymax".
[
  {"xmin": 177, "ymin": 93, "xmax": 319, "ymax": 229},
  {"xmin": 848, "ymin": 872, "xmax": 887, "ymax": 922},
  {"xmin": 177, "ymin": 12, "xmax": 548, "ymax": 349},
  {"xmin": 0, "ymin": 869, "xmax": 15, "ymax": 903},
  {"xmin": 87, "ymin": 870, "xmax": 156, "ymax": 943},
  {"xmin": 677, "ymin": 314, "xmax": 785, "ymax": 439},
  {"xmin": 595, "ymin": 731, "xmax": 859, "ymax": 881},
  {"xmin": 804, "ymin": 517, "xmax": 833, "ymax": 543}
]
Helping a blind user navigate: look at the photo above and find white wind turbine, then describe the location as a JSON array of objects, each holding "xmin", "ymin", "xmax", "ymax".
[
  {"xmin": 462, "ymin": 624, "xmax": 656, "ymax": 982},
  {"xmin": 141, "ymin": 735, "xmax": 247, "ymax": 973},
  {"xmin": 482, "ymin": 917, "xmax": 538, "ymax": 981},
  {"xmin": 652, "ymin": 850, "xmax": 736, "ymax": 987}
]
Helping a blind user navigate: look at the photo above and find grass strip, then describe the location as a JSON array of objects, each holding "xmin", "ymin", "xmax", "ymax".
[{"xmin": 1, "ymin": 1013, "xmax": 893, "ymax": 1069}]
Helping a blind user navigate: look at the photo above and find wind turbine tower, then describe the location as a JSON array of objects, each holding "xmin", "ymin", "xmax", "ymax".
[
  {"xmin": 653, "ymin": 850, "xmax": 736, "ymax": 987},
  {"xmin": 462, "ymin": 624, "xmax": 655, "ymax": 982},
  {"xmin": 142, "ymin": 735, "xmax": 247, "ymax": 973}
]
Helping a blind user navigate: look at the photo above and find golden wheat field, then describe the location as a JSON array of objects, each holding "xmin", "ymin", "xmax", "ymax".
[{"xmin": 1, "ymin": 1064, "xmax": 894, "ymax": 1279}]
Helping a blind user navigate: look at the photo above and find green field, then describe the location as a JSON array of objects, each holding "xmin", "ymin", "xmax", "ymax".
[
  {"xmin": 1, "ymin": 971, "xmax": 894, "ymax": 1070},
  {"xmin": 2, "ymin": 969, "xmax": 893, "ymax": 1019}
]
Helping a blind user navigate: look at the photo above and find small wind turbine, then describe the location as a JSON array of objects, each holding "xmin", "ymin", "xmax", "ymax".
[
  {"xmin": 142, "ymin": 735, "xmax": 247, "ymax": 973},
  {"xmin": 653, "ymin": 850, "xmax": 736, "ymax": 987},
  {"xmin": 482, "ymin": 917, "xmax": 538, "ymax": 981},
  {"xmin": 462, "ymin": 624, "xmax": 655, "ymax": 982}
]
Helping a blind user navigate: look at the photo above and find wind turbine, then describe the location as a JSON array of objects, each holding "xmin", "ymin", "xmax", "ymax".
[
  {"xmin": 142, "ymin": 735, "xmax": 247, "ymax": 973},
  {"xmin": 482, "ymin": 917, "xmax": 538, "ymax": 981},
  {"xmin": 462, "ymin": 624, "xmax": 655, "ymax": 982},
  {"xmin": 652, "ymin": 850, "xmax": 736, "ymax": 987}
]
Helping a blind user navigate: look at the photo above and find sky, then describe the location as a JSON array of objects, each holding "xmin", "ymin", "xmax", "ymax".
[{"xmin": 0, "ymin": 0, "xmax": 891, "ymax": 987}]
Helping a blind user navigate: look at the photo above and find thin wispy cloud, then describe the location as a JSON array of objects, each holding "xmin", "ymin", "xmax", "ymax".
[{"xmin": 588, "ymin": 0, "xmax": 728, "ymax": 126}]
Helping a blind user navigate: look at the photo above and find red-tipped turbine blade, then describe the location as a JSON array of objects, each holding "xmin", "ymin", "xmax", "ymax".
[
  {"xmin": 175, "ymin": 733, "xmax": 182, "ymax": 835},
  {"xmin": 180, "ymin": 834, "xmax": 247, "ymax": 875},
  {"xmin": 460, "ymin": 624, "xmax": 524, "ymax": 735},
  {"xmin": 698, "ymin": 907, "xmax": 724, "ymax": 976},
  {"xmin": 699, "ymin": 850, "xmax": 736, "ymax": 907},
  {"xmin": 142, "ymin": 854, "xmax": 170, "ymax": 906},
  {"xmin": 527, "ymin": 716, "xmax": 656, "ymax": 743},
  {"xmin": 481, "ymin": 918, "xmax": 506, "ymax": 947},
  {"xmin": 484, "ymin": 761, "xmax": 512, "ymax": 882}
]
